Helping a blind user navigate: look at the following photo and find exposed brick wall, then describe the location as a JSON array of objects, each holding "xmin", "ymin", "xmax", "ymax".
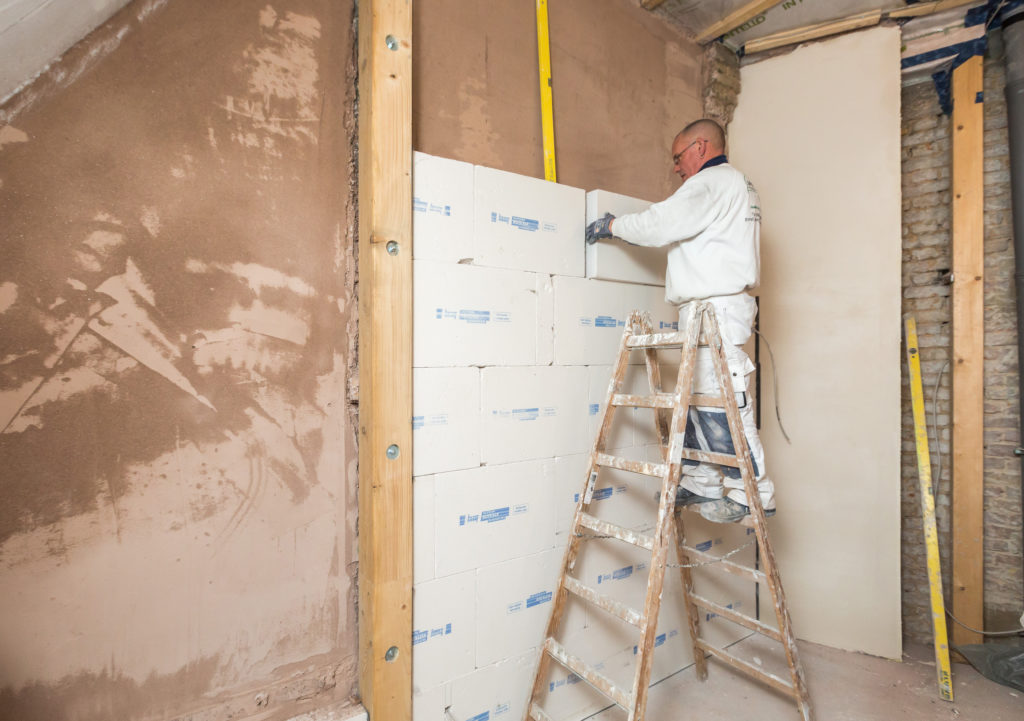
[
  {"xmin": 900, "ymin": 54, "xmax": 1023, "ymax": 644},
  {"xmin": 703, "ymin": 42, "xmax": 739, "ymax": 128}
]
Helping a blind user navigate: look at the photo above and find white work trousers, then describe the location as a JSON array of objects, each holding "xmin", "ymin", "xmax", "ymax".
[{"xmin": 677, "ymin": 293, "xmax": 775, "ymax": 510}]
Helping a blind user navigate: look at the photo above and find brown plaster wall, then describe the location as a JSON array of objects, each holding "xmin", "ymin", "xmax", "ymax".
[
  {"xmin": 413, "ymin": 0, "xmax": 703, "ymax": 202},
  {"xmin": 0, "ymin": 1, "xmax": 360, "ymax": 719}
]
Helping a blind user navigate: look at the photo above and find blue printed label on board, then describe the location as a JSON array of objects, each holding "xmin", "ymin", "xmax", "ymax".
[
  {"xmin": 413, "ymin": 197, "xmax": 452, "ymax": 216},
  {"xmin": 526, "ymin": 591, "xmax": 553, "ymax": 608},
  {"xmin": 434, "ymin": 308, "xmax": 511, "ymax": 325},
  {"xmin": 511, "ymin": 216, "xmax": 540, "ymax": 232},
  {"xmin": 412, "ymin": 413, "xmax": 448, "ymax": 431},
  {"xmin": 460, "ymin": 504, "xmax": 526, "ymax": 527}
]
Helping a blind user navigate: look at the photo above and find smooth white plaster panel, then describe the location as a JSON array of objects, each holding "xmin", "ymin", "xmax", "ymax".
[
  {"xmin": 585, "ymin": 189, "xmax": 668, "ymax": 286},
  {"xmin": 447, "ymin": 650, "xmax": 538, "ymax": 721},
  {"xmin": 480, "ymin": 365, "xmax": 590, "ymax": 465},
  {"xmin": 413, "ymin": 152, "xmax": 475, "ymax": 262},
  {"xmin": 553, "ymin": 276, "xmax": 678, "ymax": 366},
  {"xmin": 473, "ymin": 165, "xmax": 585, "ymax": 276},
  {"xmin": 475, "ymin": 549, "xmax": 585, "ymax": 668},
  {"xmin": 413, "ymin": 367, "xmax": 480, "ymax": 476},
  {"xmin": 432, "ymin": 459, "xmax": 558, "ymax": 577},
  {"xmin": 413, "ymin": 260, "xmax": 541, "ymax": 367},
  {"xmin": 730, "ymin": 26, "xmax": 903, "ymax": 659},
  {"xmin": 413, "ymin": 571, "xmax": 476, "ymax": 691},
  {"xmin": 413, "ymin": 475, "xmax": 435, "ymax": 585}
]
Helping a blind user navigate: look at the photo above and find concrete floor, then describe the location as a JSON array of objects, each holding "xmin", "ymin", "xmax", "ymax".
[{"xmin": 589, "ymin": 635, "xmax": 1024, "ymax": 720}]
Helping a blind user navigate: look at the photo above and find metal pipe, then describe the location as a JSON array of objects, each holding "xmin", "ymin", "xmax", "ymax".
[{"xmin": 1001, "ymin": 6, "xmax": 1024, "ymax": 605}]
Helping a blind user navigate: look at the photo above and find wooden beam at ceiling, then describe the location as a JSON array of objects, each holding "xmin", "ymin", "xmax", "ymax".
[
  {"xmin": 740, "ymin": 0, "xmax": 983, "ymax": 56},
  {"xmin": 950, "ymin": 54, "xmax": 985, "ymax": 648},
  {"xmin": 357, "ymin": 0, "xmax": 413, "ymax": 717},
  {"xmin": 889, "ymin": 0, "xmax": 982, "ymax": 20},
  {"xmin": 743, "ymin": 9, "xmax": 882, "ymax": 54},
  {"xmin": 695, "ymin": 0, "xmax": 784, "ymax": 45}
]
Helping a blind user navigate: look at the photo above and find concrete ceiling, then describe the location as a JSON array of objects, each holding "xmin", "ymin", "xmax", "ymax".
[{"xmin": 648, "ymin": 0, "xmax": 896, "ymax": 47}]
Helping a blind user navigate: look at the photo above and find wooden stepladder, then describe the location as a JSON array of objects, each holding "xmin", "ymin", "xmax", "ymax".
[{"xmin": 524, "ymin": 303, "xmax": 812, "ymax": 721}]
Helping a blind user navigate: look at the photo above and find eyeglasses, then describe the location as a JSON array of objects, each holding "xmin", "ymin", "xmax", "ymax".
[{"xmin": 672, "ymin": 139, "xmax": 700, "ymax": 165}]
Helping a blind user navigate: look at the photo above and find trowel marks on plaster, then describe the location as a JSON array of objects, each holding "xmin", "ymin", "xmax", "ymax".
[
  {"xmin": 454, "ymin": 77, "xmax": 502, "ymax": 168},
  {"xmin": 0, "ymin": 125, "xmax": 28, "ymax": 148},
  {"xmin": 222, "ymin": 5, "xmax": 322, "ymax": 151},
  {"xmin": 0, "ymin": 3, "xmax": 342, "ymax": 544}
]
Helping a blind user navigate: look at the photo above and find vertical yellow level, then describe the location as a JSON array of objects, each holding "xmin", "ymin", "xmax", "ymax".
[
  {"xmin": 536, "ymin": 0, "xmax": 557, "ymax": 182},
  {"xmin": 905, "ymin": 317, "xmax": 954, "ymax": 702}
]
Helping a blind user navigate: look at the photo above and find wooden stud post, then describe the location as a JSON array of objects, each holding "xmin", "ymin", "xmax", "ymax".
[
  {"xmin": 951, "ymin": 54, "xmax": 985, "ymax": 647},
  {"xmin": 357, "ymin": 0, "xmax": 413, "ymax": 717}
]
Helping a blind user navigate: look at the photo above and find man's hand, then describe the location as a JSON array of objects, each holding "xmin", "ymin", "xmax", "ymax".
[{"xmin": 585, "ymin": 213, "xmax": 615, "ymax": 245}]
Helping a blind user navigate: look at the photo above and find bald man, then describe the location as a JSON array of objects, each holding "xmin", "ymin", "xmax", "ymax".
[{"xmin": 586, "ymin": 118, "xmax": 773, "ymax": 524}]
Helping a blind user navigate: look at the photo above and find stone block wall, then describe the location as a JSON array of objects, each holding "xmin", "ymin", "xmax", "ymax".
[
  {"xmin": 900, "ymin": 52, "xmax": 1022, "ymax": 643},
  {"xmin": 703, "ymin": 41, "xmax": 740, "ymax": 129}
]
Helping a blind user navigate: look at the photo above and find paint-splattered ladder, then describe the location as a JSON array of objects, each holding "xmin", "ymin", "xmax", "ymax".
[{"xmin": 524, "ymin": 303, "xmax": 813, "ymax": 721}]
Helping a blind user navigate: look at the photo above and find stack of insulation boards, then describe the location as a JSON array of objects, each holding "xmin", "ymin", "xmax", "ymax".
[{"xmin": 412, "ymin": 152, "xmax": 759, "ymax": 721}]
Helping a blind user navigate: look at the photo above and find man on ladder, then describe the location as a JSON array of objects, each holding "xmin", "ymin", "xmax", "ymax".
[{"xmin": 586, "ymin": 118, "xmax": 773, "ymax": 524}]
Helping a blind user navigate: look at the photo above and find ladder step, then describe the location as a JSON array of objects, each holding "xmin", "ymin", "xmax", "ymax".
[
  {"xmin": 612, "ymin": 392, "xmax": 675, "ymax": 408},
  {"xmin": 689, "ymin": 593, "xmax": 782, "ymax": 641},
  {"xmin": 696, "ymin": 640, "xmax": 798, "ymax": 699},
  {"xmin": 680, "ymin": 544, "xmax": 766, "ymax": 583},
  {"xmin": 543, "ymin": 637, "xmax": 632, "ymax": 710},
  {"xmin": 528, "ymin": 702, "xmax": 554, "ymax": 721},
  {"xmin": 564, "ymin": 576, "xmax": 643, "ymax": 627},
  {"xmin": 611, "ymin": 392, "xmax": 725, "ymax": 409},
  {"xmin": 595, "ymin": 452, "xmax": 668, "ymax": 477},
  {"xmin": 691, "ymin": 393, "xmax": 727, "ymax": 408},
  {"xmin": 578, "ymin": 512, "xmax": 655, "ymax": 551},
  {"xmin": 678, "ymin": 448, "xmax": 741, "ymax": 467},
  {"xmin": 626, "ymin": 331, "xmax": 699, "ymax": 349}
]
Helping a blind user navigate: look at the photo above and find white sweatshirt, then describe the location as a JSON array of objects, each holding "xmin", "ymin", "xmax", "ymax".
[{"xmin": 611, "ymin": 162, "xmax": 761, "ymax": 304}]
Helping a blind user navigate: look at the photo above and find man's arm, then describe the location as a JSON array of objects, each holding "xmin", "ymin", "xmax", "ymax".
[{"xmin": 610, "ymin": 180, "xmax": 719, "ymax": 248}]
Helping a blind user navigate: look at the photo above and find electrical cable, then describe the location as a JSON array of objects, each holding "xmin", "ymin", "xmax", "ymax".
[
  {"xmin": 945, "ymin": 609, "xmax": 1024, "ymax": 637},
  {"xmin": 929, "ymin": 361, "xmax": 1024, "ymax": 637},
  {"xmin": 752, "ymin": 328, "xmax": 791, "ymax": 444}
]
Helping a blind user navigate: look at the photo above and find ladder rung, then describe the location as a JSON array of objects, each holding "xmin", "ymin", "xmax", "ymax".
[
  {"xmin": 528, "ymin": 702, "xmax": 554, "ymax": 721},
  {"xmin": 689, "ymin": 593, "xmax": 782, "ymax": 641},
  {"xmin": 691, "ymin": 393, "xmax": 726, "ymax": 407},
  {"xmin": 680, "ymin": 544, "xmax": 766, "ymax": 583},
  {"xmin": 612, "ymin": 392, "xmax": 675, "ymax": 408},
  {"xmin": 578, "ymin": 512, "xmax": 655, "ymax": 551},
  {"xmin": 595, "ymin": 452, "xmax": 668, "ymax": 477},
  {"xmin": 564, "ymin": 576, "xmax": 643, "ymax": 627},
  {"xmin": 678, "ymin": 448, "xmax": 741, "ymax": 467},
  {"xmin": 697, "ymin": 640, "xmax": 798, "ymax": 699},
  {"xmin": 626, "ymin": 331, "xmax": 694, "ymax": 349},
  {"xmin": 543, "ymin": 637, "xmax": 632, "ymax": 709},
  {"xmin": 610, "ymin": 392, "xmax": 725, "ymax": 409}
]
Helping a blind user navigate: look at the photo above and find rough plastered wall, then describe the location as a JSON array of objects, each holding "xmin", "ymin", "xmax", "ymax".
[
  {"xmin": 900, "ymin": 47, "xmax": 1023, "ymax": 642},
  {"xmin": 412, "ymin": 0, "xmax": 702, "ymax": 203},
  {"xmin": 0, "ymin": 1, "xmax": 361, "ymax": 719}
]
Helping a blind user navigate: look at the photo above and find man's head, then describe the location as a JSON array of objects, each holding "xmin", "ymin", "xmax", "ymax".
[{"xmin": 671, "ymin": 118, "xmax": 726, "ymax": 183}]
